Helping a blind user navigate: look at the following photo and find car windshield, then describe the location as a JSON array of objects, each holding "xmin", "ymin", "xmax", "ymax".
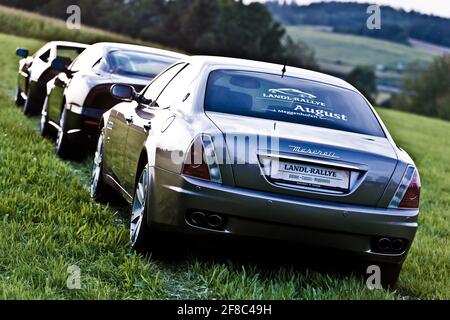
[
  {"xmin": 204, "ymin": 70, "xmax": 385, "ymax": 137},
  {"xmin": 108, "ymin": 50, "xmax": 178, "ymax": 78}
]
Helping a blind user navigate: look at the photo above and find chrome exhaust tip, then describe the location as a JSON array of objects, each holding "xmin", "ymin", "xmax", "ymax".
[
  {"xmin": 207, "ymin": 214, "xmax": 223, "ymax": 228},
  {"xmin": 391, "ymin": 239, "xmax": 405, "ymax": 251},
  {"xmin": 378, "ymin": 238, "xmax": 391, "ymax": 251},
  {"xmin": 190, "ymin": 211, "xmax": 206, "ymax": 225}
]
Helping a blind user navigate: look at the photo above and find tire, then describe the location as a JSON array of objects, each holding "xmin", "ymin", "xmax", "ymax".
[
  {"xmin": 130, "ymin": 163, "xmax": 153, "ymax": 254},
  {"xmin": 15, "ymin": 86, "xmax": 25, "ymax": 106},
  {"xmin": 40, "ymin": 96, "xmax": 52, "ymax": 138},
  {"xmin": 380, "ymin": 263, "xmax": 402, "ymax": 289},
  {"xmin": 90, "ymin": 131, "xmax": 114, "ymax": 202},
  {"xmin": 55, "ymin": 107, "xmax": 76, "ymax": 159}
]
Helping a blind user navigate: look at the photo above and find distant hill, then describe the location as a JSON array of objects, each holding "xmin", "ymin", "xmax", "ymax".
[
  {"xmin": 266, "ymin": 1, "xmax": 450, "ymax": 48},
  {"xmin": 285, "ymin": 25, "xmax": 436, "ymax": 97},
  {"xmin": 286, "ymin": 26, "xmax": 434, "ymax": 69}
]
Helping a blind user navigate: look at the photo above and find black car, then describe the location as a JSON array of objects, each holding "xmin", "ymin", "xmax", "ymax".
[
  {"xmin": 40, "ymin": 42, "xmax": 186, "ymax": 159},
  {"xmin": 15, "ymin": 41, "xmax": 88, "ymax": 115}
]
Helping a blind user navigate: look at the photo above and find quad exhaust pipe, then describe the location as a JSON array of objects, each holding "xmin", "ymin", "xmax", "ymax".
[
  {"xmin": 187, "ymin": 211, "xmax": 225, "ymax": 230},
  {"xmin": 377, "ymin": 238, "xmax": 391, "ymax": 251},
  {"xmin": 207, "ymin": 214, "xmax": 223, "ymax": 228},
  {"xmin": 190, "ymin": 211, "xmax": 206, "ymax": 225},
  {"xmin": 391, "ymin": 239, "xmax": 405, "ymax": 251},
  {"xmin": 376, "ymin": 237, "xmax": 406, "ymax": 252}
]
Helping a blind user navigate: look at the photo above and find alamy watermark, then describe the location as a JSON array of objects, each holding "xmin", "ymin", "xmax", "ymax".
[
  {"xmin": 65, "ymin": 4, "xmax": 380, "ymax": 31},
  {"xmin": 66, "ymin": 5, "xmax": 81, "ymax": 30},
  {"xmin": 366, "ymin": 265, "xmax": 383, "ymax": 290},
  {"xmin": 367, "ymin": 4, "xmax": 381, "ymax": 30},
  {"xmin": 171, "ymin": 133, "xmax": 280, "ymax": 166},
  {"xmin": 66, "ymin": 264, "xmax": 81, "ymax": 290}
]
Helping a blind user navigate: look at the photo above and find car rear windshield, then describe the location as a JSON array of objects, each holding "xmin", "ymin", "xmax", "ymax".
[
  {"xmin": 108, "ymin": 50, "xmax": 178, "ymax": 78},
  {"xmin": 204, "ymin": 70, "xmax": 385, "ymax": 137}
]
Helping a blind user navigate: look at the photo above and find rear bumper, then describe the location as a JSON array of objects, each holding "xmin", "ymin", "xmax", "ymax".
[
  {"xmin": 65, "ymin": 105, "xmax": 103, "ymax": 144},
  {"xmin": 23, "ymin": 80, "xmax": 46, "ymax": 115},
  {"xmin": 17, "ymin": 72, "xmax": 28, "ymax": 98},
  {"xmin": 150, "ymin": 168, "xmax": 419, "ymax": 264}
]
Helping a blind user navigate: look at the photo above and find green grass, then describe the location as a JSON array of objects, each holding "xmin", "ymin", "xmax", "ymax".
[
  {"xmin": 286, "ymin": 26, "xmax": 435, "ymax": 70},
  {"xmin": 0, "ymin": 32, "xmax": 448, "ymax": 300},
  {"xmin": 376, "ymin": 109, "xmax": 450, "ymax": 299}
]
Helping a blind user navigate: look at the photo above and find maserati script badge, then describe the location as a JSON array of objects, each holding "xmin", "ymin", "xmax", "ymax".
[{"xmin": 289, "ymin": 145, "xmax": 340, "ymax": 159}]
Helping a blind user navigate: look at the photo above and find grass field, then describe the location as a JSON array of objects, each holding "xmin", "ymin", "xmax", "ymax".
[
  {"xmin": 0, "ymin": 32, "xmax": 448, "ymax": 300},
  {"xmin": 286, "ymin": 26, "xmax": 435, "ymax": 70}
]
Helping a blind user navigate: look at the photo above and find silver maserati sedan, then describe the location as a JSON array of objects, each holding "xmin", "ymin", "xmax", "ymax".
[{"xmin": 91, "ymin": 56, "xmax": 421, "ymax": 287}]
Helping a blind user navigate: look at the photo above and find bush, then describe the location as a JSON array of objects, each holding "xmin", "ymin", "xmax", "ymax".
[
  {"xmin": 278, "ymin": 36, "xmax": 318, "ymax": 70},
  {"xmin": 345, "ymin": 66, "xmax": 377, "ymax": 103},
  {"xmin": 393, "ymin": 55, "xmax": 450, "ymax": 120}
]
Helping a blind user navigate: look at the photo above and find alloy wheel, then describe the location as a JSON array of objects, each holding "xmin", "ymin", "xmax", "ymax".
[
  {"xmin": 90, "ymin": 133, "xmax": 104, "ymax": 198},
  {"xmin": 130, "ymin": 167, "xmax": 149, "ymax": 247},
  {"xmin": 56, "ymin": 108, "xmax": 66, "ymax": 151},
  {"xmin": 40, "ymin": 97, "xmax": 49, "ymax": 135}
]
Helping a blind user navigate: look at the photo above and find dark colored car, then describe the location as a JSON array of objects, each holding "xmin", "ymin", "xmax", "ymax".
[
  {"xmin": 15, "ymin": 41, "xmax": 88, "ymax": 115},
  {"xmin": 40, "ymin": 42, "xmax": 186, "ymax": 159},
  {"xmin": 90, "ymin": 56, "xmax": 421, "ymax": 287}
]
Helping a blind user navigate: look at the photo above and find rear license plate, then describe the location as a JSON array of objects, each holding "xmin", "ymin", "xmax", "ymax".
[{"xmin": 270, "ymin": 160, "xmax": 350, "ymax": 191}]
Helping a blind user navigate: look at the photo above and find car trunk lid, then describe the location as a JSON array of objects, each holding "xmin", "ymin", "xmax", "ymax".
[{"xmin": 207, "ymin": 112, "xmax": 398, "ymax": 207}]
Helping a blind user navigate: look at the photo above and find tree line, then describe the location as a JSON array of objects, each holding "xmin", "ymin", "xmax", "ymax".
[
  {"xmin": 342, "ymin": 56, "xmax": 450, "ymax": 122},
  {"xmin": 391, "ymin": 55, "xmax": 450, "ymax": 121},
  {"xmin": 267, "ymin": 1, "xmax": 450, "ymax": 47},
  {"xmin": 0, "ymin": 0, "xmax": 317, "ymax": 69}
]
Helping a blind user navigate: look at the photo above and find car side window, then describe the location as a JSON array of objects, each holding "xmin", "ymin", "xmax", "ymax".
[
  {"xmin": 33, "ymin": 44, "xmax": 49, "ymax": 59},
  {"xmin": 92, "ymin": 57, "xmax": 109, "ymax": 73},
  {"xmin": 154, "ymin": 65, "xmax": 194, "ymax": 109},
  {"xmin": 39, "ymin": 49, "xmax": 51, "ymax": 63},
  {"xmin": 142, "ymin": 63, "xmax": 186, "ymax": 103},
  {"xmin": 69, "ymin": 51, "xmax": 87, "ymax": 71},
  {"xmin": 69, "ymin": 48, "xmax": 102, "ymax": 72}
]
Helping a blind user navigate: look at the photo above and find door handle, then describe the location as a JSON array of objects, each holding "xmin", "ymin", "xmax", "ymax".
[
  {"xmin": 143, "ymin": 122, "xmax": 152, "ymax": 131},
  {"xmin": 125, "ymin": 116, "xmax": 133, "ymax": 124}
]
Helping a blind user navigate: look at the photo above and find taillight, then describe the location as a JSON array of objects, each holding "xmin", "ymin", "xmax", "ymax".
[
  {"xmin": 399, "ymin": 170, "xmax": 421, "ymax": 208},
  {"xmin": 183, "ymin": 143, "xmax": 211, "ymax": 180},
  {"xmin": 389, "ymin": 166, "xmax": 421, "ymax": 209},
  {"xmin": 182, "ymin": 135, "xmax": 222, "ymax": 183}
]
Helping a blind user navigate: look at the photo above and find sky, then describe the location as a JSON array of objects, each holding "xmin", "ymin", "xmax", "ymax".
[{"xmin": 243, "ymin": 0, "xmax": 450, "ymax": 19}]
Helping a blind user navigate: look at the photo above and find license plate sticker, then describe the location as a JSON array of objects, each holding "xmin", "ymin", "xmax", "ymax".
[{"xmin": 270, "ymin": 160, "xmax": 350, "ymax": 191}]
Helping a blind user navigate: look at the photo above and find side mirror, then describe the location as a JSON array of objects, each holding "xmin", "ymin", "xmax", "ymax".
[
  {"xmin": 16, "ymin": 48, "xmax": 29, "ymax": 58},
  {"xmin": 111, "ymin": 84, "xmax": 135, "ymax": 101},
  {"xmin": 51, "ymin": 58, "xmax": 67, "ymax": 72}
]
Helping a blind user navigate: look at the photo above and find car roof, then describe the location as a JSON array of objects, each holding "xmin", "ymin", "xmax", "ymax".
[
  {"xmin": 91, "ymin": 42, "xmax": 187, "ymax": 59},
  {"xmin": 48, "ymin": 41, "xmax": 89, "ymax": 48},
  {"xmin": 186, "ymin": 56, "xmax": 357, "ymax": 91}
]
